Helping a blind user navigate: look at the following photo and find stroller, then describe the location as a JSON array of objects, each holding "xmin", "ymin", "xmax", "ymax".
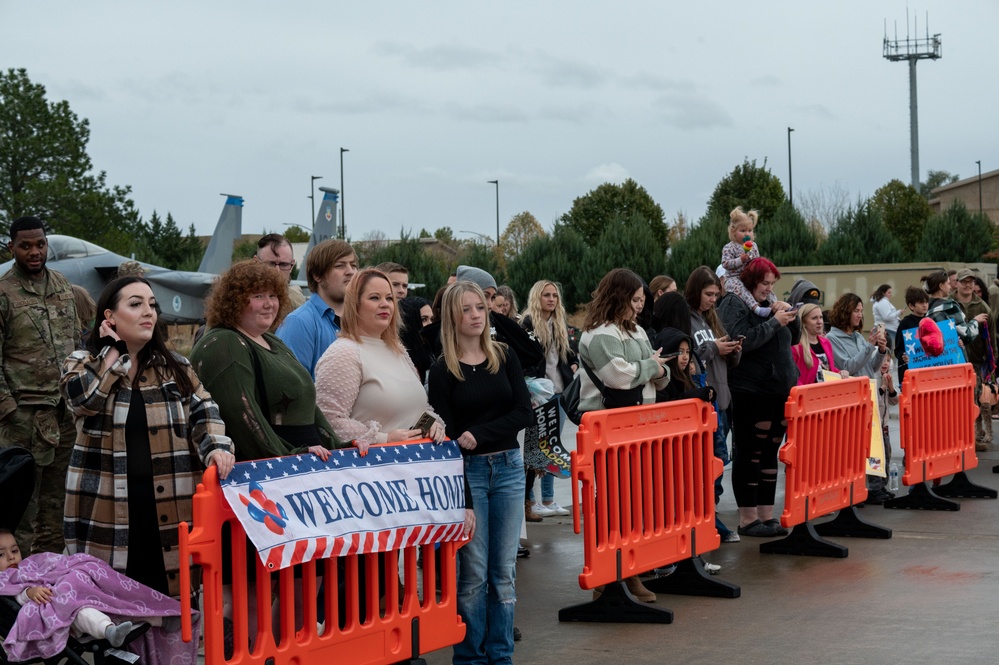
[{"xmin": 0, "ymin": 447, "xmax": 139, "ymax": 665}]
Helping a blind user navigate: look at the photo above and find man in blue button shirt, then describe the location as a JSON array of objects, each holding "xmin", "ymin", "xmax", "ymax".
[{"xmin": 276, "ymin": 239, "xmax": 357, "ymax": 377}]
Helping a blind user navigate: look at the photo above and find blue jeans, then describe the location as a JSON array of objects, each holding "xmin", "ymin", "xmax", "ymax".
[{"xmin": 454, "ymin": 449, "xmax": 525, "ymax": 665}]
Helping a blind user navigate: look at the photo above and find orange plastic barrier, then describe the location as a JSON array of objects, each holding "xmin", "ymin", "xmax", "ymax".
[
  {"xmin": 760, "ymin": 377, "xmax": 891, "ymax": 557},
  {"xmin": 178, "ymin": 464, "xmax": 465, "ymax": 665},
  {"xmin": 779, "ymin": 377, "xmax": 872, "ymax": 526},
  {"xmin": 886, "ymin": 363, "xmax": 996, "ymax": 509},
  {"xmin": 560, "ymin": 399, "xmax": 736, "ymax": 623},
  {"xmin": 899, "ymin": 364, "xmax": 977, "ymax": 484}
]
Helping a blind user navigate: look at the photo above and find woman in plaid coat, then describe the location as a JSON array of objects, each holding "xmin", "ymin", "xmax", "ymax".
[{"xmin": 60, "ymin": 276, "xmax": 235, "ymax": 600}]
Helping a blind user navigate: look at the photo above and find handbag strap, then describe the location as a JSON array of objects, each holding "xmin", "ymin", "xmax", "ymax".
[{"xmin": 580, "ymin": 358, "xmax": 610, "ymax": 397}]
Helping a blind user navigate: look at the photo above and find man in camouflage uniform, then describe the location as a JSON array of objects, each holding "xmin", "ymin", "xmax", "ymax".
[{"xmin": 0, "ymin": 216, "xmax": 79, "ymax": 554}]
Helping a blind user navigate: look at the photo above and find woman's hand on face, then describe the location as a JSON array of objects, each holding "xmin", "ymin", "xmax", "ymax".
[
  {"xmin": 208, "ymin": 450, "xmax": 236, "ymax": 480},
  {"xmin": 387, "ymin": 428, "xmax": 423, "ymax": 443},
  {"xmin": 308, "ymin": 445, "xmax": 332, "ymax": 462},
  {"xmin": 456, "ymin": 431, "xmax": 477, "ymax": 450},
  {"xmin": 462, "ymin": 508, "xmax": 476, "ymax": 540}
]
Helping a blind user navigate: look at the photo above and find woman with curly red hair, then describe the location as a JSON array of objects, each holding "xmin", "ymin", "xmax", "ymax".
[{"xmin": 717, "ymin": 257, "xmax": 798, "ymax": 538}]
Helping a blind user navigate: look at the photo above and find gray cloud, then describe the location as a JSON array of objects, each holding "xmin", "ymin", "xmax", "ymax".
[
  {"xmin": 653, "ymin": 94, "xmax": 733, "ymax": 129},
  {"xmin": 795, "ymin": 103, "xmax": 836, "ymax": 120},
  {"xmin": 375, "ymin": 41, "xmax": 499, "ymax": 71},
  {"xmin": 621, "ymin": 72, "xmax": 697, "ymax": 93},
  {"xmin": 292, "ymin": 90, "xmax": 426, "ymax": 116},
  {"xmin": 751, "ymin": 74, "xmax": 782, "ymax": 87},
  {"xmin": 446, "ymin": 102, "xmax": 530, "ymax": 123},
  {"xmin": 528, "ymin": 53, "xmax": 608, "ymax": 89}
]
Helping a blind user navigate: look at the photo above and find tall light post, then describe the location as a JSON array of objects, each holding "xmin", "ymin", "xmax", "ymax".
[
  {"xmin": 309, "ymin": 175, "xmax": 322, "ymax": 228},
  {"xmin": 787, "ymin": 127, "xmax": 794, "ymax": 208},
  {"xmin": 340, "ymin": 148, "xmax": 349, "ymax": 239},
  {"xmin": 977, "ymin": 160, "xmax": 983, "ymax": 216},
  {"xmin": 487, "ymin": 180, "xmax": 499, "ymax": 246}
]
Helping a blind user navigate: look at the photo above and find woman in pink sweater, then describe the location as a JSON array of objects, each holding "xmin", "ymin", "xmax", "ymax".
[{"xmin": 792, "ymin": 304, "xmax": 848, "ymax": 384}]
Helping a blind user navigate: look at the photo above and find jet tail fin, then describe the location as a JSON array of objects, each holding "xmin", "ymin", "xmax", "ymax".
[
  {"xmin": 198, "ymin": 194, "xmax": 243, "ymax": 275},
  {"xmin": 302, "ymin": 187, "xmax": 339, "ymax": 269}
]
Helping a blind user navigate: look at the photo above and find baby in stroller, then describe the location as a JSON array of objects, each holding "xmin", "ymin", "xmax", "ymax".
[{"xmin": 0, "ymin": 448, "xmax": 185, "ymax": 664}]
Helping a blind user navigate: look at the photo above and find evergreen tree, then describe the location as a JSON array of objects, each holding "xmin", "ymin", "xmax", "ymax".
[
  {"xmin": 506, "ymin": 225, "xmax": 592, "ymax": 314},
  {"xmin": 590, "ymin": 213, "xmax": 668, "ymax": 288},
  {"xmin": 817, "ymin": 200, "xmax": 906, "ymax": 265},
  {"xmin": 915, "ymin": 201, "xmax": 995, "ymax": 264},
  {"xmin": 706, "ymin": 158, "xmax": 786, "ymax": 224},
  {"xmin": 359, "ymin": 234, "xmax": 453, "ymax": 299},
  {"xmin": 666, "ymin": 213, "xmax": 728, "ymax": 287},
  {"xmin": 560, "ymin": 178, "xmax": 669, "ymax": 249},
  {"xmin": 871, "ymin": 179, "xmax": 932, "ymax": 255},
  {"xmin": 756, "ymin": 202, "xmax": 819, "ymax": 267}
]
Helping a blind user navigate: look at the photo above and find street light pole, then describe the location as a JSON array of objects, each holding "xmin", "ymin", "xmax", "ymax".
[
  {"xmin": 977, "ymin": 160, "xmax": 983, "ymax": 217},
  {"xmin": 787, "ymin": 127, "xmax": 794, "ymax": 208},
  {"xmin": 487, "ymin": 180, "xmax": 499, "ymax": 246},
  {"xmin": 309, "ymin": 176, "xmax": 322, "ymax": 228},
  {"xmin": 340, "ymin": 148, "xmax": 349, "ymax": 239}
]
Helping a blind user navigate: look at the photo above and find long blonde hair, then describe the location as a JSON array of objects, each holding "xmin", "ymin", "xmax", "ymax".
[
  {"xmin": 525, "ymin": 280, "xmax": 570, "ymax": 363},
  {"xmin": 797, "ymin": 302, "xmax": 822, "ymax": 370},
  {"xmin": 440, "ymin": 281, "xmax": 503, "ymax": 381},
  {"xmin": 340, "ymin": 268, "xmax": 404, "ymax": 353}
]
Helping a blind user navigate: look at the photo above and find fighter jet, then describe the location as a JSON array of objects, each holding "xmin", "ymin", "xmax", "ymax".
[{"xmin": 0, "ymin": 194, "xmax": 244, "ymax": 323}]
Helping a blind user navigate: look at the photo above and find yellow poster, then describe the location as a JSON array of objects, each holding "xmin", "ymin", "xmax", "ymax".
[{"xmin": 820, "ymin": 371, "xmax": 886, "ymax": 477}]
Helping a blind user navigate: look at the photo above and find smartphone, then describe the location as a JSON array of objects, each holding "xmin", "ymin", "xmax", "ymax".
[
  {"xmin": 874, "ymin": 323, "xmax": 886, "ymax": 336},
  {"xmin": 412, "ymin": 412, "xmax": 437, "ymax": 437},
  {"xmin": 661, "ymin": 351, "xmax": 682, "ymax": 361},
  {"xmin": 734, "ymin": 335, "xmax": 746, "ymax": 343}
]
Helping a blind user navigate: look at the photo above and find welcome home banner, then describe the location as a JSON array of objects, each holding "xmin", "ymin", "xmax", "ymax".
[{"xmin": 221, "ymin": 441, "xmax": 466, "ymax": 571}]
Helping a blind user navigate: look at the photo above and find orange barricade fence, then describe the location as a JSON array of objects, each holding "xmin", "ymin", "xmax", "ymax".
[
  {"xmin": 558, "ymin": 399, "xmax": 738, "ymax": 625},
  {"xmin": 885, "ymin": 363, "xmax": 997, "ymax": 510},
  {"xmin": 178, "ymin": 464, "xmax": 465, "ymax": 665},
  {"xmin": 760, "ymin": 377, "xmax": 891, "ymax": 558}
]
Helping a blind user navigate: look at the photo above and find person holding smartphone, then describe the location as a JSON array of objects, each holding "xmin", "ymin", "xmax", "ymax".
[{"xmin": 315, "ymin": 268, "xmax": 447, "ymax": 451}]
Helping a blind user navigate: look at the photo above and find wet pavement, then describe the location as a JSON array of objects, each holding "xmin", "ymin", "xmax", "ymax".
[{"xmin": 422, "ymin": 410, "xmax": 999, "ymax": 665}]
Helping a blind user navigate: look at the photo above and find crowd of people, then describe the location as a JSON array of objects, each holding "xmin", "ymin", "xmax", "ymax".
[{"xmin": 0, "ymin": 206, "xmax": 995, "ymax": 665}]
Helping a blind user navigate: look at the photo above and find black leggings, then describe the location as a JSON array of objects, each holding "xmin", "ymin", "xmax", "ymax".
[{"xmin": 730, "ymin": 391, "xmax": 789, "ymax": 508}]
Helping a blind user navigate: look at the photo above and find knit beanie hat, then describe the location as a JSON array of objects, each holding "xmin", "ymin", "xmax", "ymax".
[{"xmin": 456, "ymin": 265, "xmax": 497, "ymax": 292}]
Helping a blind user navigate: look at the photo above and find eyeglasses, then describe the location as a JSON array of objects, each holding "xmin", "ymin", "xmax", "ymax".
[{"xmin": 264, "ymin": 261, "xmax": 295, "ymax": 271}]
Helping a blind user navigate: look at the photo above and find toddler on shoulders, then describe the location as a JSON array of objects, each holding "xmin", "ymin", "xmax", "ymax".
[{"xmin": 721, "ymin": 206, "xmax": 776, "ymax": 317}]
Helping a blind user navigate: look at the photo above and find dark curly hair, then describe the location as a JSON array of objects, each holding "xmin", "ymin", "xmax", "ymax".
[
  {"xmin": 829, "ymin": 292, "xmax": 863, "ymax": 333},
  {"xmin": 204, "ymin": 260, "xmax": 290, "ymax": 330},
  {"xmin": 583, "ymin": 268, "xmax": 644, "ymax": 332}
]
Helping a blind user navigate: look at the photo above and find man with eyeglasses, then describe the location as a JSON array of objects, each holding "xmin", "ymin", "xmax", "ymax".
[{"xmin": 255, "ymin": 234, "xmax": 307, "ymax": 309}]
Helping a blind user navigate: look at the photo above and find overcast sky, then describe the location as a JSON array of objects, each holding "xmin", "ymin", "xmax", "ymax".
[{"xmin": 3, "ymin": 1, "xmax": 995, "ymax": 246}]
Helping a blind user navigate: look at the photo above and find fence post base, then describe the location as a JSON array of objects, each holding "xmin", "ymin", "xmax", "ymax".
[
  {"xmin": 814, "ymin": 506, "xmax": 892, "ymax": 539},
  {"xmin": 642, "ymin": 557, "xmax": 741, "ymax": 598},
  {"xmin": 759, "ymin": 522, "xmax": 848, "ymax": 558},
  {"xmin": 558, "ymin": 581, "xmax": 673, "ymax": 624},
  {"xmin": 883, "ymin": 482, "xmax": 960, "ymax": 511},
  {"xmin": 932, "ymin": 471, "xmax": 998, "ymax": 499}
]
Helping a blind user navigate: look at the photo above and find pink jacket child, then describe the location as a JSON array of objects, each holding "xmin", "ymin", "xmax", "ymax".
[
  {"xmin": 792, "ymin": 335, "xmax": 844, "ymax": 385},
  {"xmin": 0, "ymin": 530, "xmax": 187, "ymax": 663}
]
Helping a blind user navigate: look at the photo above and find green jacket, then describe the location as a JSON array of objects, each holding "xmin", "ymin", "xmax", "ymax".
[{"xmin": 0, "ymin": 265, "xmax": 79, "ymax": 418}]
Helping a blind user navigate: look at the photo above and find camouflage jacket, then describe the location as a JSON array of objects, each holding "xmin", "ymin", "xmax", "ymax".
[{"xmin": 0, "ymin": 265, "xmax": 80, "ymax": 417}]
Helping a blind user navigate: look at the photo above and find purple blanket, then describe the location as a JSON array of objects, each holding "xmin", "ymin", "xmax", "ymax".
[{"xmin": 0, "ymin": 552, "xmax": 196, "ymax": 662}]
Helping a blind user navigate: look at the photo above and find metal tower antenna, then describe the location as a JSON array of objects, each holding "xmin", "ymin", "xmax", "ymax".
[{"xmin": 883, "ymin": 11, "xmax": 942, "ymax": 187}]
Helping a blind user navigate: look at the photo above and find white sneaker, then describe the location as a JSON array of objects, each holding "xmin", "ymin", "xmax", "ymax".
[
  {"xmin": 542, "ymin": 502, "xmax": 571, "ymax": 516},
  {"xmin": 703, "ymin": 562, "xmax": 722, "ymax": 575},
  {"xmin": 532, "ymin": 502, "xmax": 556, "ymax": 516}
]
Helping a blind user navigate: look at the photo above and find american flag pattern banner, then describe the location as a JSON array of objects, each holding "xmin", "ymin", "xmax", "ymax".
[{"xmin": 221, "ymin": 441, "xmax": 466, "ymax": 571}]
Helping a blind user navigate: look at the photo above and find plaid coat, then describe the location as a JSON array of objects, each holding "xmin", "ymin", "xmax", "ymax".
[{"xmin": 60, "ymin": 347, "xmax": 233, "ymax": 598}]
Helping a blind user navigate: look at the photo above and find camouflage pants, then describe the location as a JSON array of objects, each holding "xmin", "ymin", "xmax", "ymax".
[
  {"xmin": 0, "ymin": 403, "xmax": 76, "ymax": 554},
  {"xmin": 974, "ymin": 374, "xmax": 993, "ymax": 447}
]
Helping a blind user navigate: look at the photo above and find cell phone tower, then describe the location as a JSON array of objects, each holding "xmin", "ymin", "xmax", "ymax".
[{"xmin": 883, "ymin": 10, "xmax": 942, "ymax": 188}]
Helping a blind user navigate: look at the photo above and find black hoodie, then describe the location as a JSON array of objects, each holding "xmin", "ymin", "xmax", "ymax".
[{"xmin": 651, "ymin": 327, "xmax": 714, "ymax": 403}]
